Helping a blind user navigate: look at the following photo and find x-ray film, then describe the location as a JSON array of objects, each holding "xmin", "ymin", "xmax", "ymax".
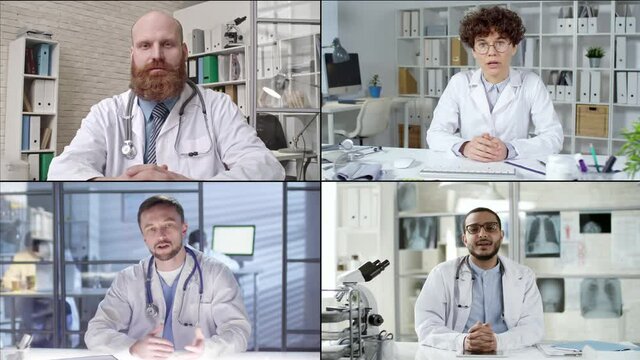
[
  {"xmin": 400, "ymin": 217, "xmax": 438, "ymax": 250},
  {"xmin": 525, "ymin": 212, "xmax": 561, "ymax": 258},
  {"xmin": 580, "ymin": 278, "xmax": 622, "ymax": 318},
  {"xmin": 537, "ymin": 278, "xmax": 565, "ymax": 313}
]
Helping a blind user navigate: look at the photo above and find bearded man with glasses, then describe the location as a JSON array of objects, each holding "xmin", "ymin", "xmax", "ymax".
[
  {"xmin": 427, "ymin": 6, "xmax": 563, "ymax": 162},
  {"xmin": 415, "ymin": 207, "xmax": 544, "ymax": 354}
]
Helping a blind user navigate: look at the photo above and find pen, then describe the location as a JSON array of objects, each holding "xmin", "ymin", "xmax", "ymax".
[
  {"xmin": 602, "ymin": 156, "xmax": 617, "ymax": 173},
  {"xmin": 504, "ymin": 161, "xmax": 546, "ymax": 176},
  {"xmin": 589, "ymin": 144, "xmax": 600, "ymax": 173}
]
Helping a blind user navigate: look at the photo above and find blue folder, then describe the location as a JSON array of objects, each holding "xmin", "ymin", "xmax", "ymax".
[
  {"xmin": 36, "ymin": 44, "xmax": 50, "ymax": 76},
  {"xmin": 22, "ymin": 115, "xmax": 30, "ymax": 150},
  {"xmin": 554, "ymin": 341, "xmax": 640, "ymax": 352},
  {"xmin": 197, "ymin": 57, "xmax": 204, "ymax": 84}
]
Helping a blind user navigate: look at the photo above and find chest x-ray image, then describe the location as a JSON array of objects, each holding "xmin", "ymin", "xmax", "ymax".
[
  {"xmin": 536, "ymin": 278, "xmax": 565, "ymax": 313},
  {"xmin": 525, "ymin": 212, "xmax": 561, "ymax": 258},
  {"xmin": 580, "ymin": 278, "xmax": 622, "ymax": 318},
  {"xmin": 397, "ymin": 183, "xmax": 418, "ymax": 213},
  {"xmin": 579, "ymin": 213, "xmax": 611, "ymax": 233},
  {"xmin": 455, "ymin": 215, "xmax": 465, "ymax": 248},
  {"xmin": 400, "ymin": 217, "xmax": 438, "ymax": 250}
]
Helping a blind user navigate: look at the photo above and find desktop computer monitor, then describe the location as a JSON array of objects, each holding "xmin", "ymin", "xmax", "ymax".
[
  {"xmin": 325, "ymin": 53, "xmax": 362, "ymax": 96},
  {"xmin": 212, "ymin": 225, "xmax": 255, "ymax": 261}
]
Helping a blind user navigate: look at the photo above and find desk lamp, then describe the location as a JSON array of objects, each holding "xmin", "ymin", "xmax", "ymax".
[{"xmin": 322, "ymin": 38, "xmax": 350, "ymax": 63}]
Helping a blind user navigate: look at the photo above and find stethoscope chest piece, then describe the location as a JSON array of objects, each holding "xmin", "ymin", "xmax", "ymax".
[
  {"xmin": 121, "ymin": 140, "xmax": 137, "ymax": 159},
  {"xmin": 146, "ymin": 303, "xmax": 159, "ymax": 318}
]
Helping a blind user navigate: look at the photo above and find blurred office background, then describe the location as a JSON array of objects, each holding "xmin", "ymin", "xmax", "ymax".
[
  {"xmin": 322, "ymin": 182, "xmax": 640, "ymax": 343},
  {"xmin": 0, "ymin": 182, "xmax": 319, "ymax": 351}
]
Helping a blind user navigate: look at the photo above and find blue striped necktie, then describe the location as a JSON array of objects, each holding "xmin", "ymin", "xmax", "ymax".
[{"xmin": 146, "ymin": 102, "xmax": 170, "ymax": 164}]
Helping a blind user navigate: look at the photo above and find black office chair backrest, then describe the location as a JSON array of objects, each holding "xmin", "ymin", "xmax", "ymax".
[{"xmin": 256, "ymin": 113, "xmax": 287, "ymax": 150}]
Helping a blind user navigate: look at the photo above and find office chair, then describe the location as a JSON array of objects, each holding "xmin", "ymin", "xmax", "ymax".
[{"xmin": 334, "ymin": 98, "xmax": 392, "ymax": 145}]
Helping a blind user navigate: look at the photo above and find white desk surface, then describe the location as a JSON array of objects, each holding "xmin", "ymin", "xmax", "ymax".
[
  {"xmin": 322, "ymin": 147, "xmax": 633, "ymax": 181},
  {"xmin": 0, "ymin": 348, "xmax": 318, "ymax": 360},
  {"xmin": 396, "ymin": 341, "xmax": 640, "ymax": 360}
]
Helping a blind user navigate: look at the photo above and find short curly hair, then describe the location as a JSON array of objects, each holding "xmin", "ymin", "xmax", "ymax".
[{"xmin": 459, "ymin": 6, "xmax": 525, "ymax": 49}]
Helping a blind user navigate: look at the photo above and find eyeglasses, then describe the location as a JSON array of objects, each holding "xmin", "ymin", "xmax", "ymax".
[
  {"xmin": 465, "ymin": 222, "xmax": 500, "ymax": 234},
  {"xmin": 474, "ymin": 40, "xmax": 511, "ymax": 55}
]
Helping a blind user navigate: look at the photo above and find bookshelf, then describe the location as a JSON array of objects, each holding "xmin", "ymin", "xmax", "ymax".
[
  {"xmin": 3, "ymin": 35, "xmax": 59, "ymax": 180},
  {"xmin": 396, "ymin": 1, "xmax": 640, "ymax": 156},
  {"xmin": 187, "ymin": 45, "xmax": 249, "ymax": 117}
]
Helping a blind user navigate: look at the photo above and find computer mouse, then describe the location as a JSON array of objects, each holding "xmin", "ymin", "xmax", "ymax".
[{"xmin": 393, "ymin": 158, "xmax": 414, "ymax": 169}]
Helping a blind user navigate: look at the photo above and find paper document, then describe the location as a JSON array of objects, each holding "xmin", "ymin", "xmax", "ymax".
[{"xmin": 536, "ymin": 344, "xmax": 581, "ymax": 356}]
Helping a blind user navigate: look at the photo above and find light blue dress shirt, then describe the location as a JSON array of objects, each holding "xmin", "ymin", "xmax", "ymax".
[
  {"xmin": 138, "ymin": 97, "xmax": 178, "ymax": 163},
  {"xmin": 159, "ymin": 270, "xmax": 181, "ymax": 344},
  {"xmin": 463, "ymin": 259, "xmax": 508, "ymax": 334},
  {"xmin": 453, "ymin": 74, "xmax": 518, "ymax": 159}
]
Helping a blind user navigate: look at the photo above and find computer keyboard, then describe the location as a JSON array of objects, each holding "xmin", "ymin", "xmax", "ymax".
[
  {"xmin": 419, "ymin": 164, "xmax": 516, "ymax": 176},
  {"xmin": 337, "ymin": 99, "xmax": 366, "ymax": 104}
]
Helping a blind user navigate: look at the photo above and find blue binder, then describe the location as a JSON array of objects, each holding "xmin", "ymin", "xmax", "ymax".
[
  {"xmin": 198, "ymin": 57, "xmax": 204, "ymax": 84},
  {"xmin": 36, "ymin": 44, "xmax": 50, "ymax": 76},
  {"xmin": 22, "ymin": 115, "xmax": 30, "ymax": 150}
]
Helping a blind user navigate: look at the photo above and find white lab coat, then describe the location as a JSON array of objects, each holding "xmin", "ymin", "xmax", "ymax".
[
  {"xmin": 414, "ymin": 255, "xmax": 544, "ymax": 353},
  {"xmin": 85, "ymin": 249, "xmax": 251, "ymax": 360},
  {"xmin": 48, "ymin": 84, "xmax": 285, "ymax": 180},
  {"xmin": 426, "ymin": 68, "xmax": 563, "ymax": 159}
]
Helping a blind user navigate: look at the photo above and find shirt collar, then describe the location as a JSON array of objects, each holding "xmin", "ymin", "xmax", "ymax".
[
  {"xmin": 137, "ymin": 96, "xmax": 179, "ymax": 122},
  {"xmin": 468, "ymin": 256, "xmax": 501, "ymax": 276},
  {"xmin": 481, "ymin": 74, "xmax": 510, "ymax": 93}
]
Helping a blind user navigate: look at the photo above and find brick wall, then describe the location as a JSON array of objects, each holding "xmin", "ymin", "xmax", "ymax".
[{"xmin": 0, "ymin": 1, "xmax": 200, "ymax": 156}]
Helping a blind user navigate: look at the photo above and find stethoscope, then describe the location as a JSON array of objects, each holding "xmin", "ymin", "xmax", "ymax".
[
  {"xmin": 452, "ymin": 255, "xmax": 505, "ymax": 328},
  {"xmin": 144, "ymin": 246, "xmax": 204, "ymax": 327},
  {"xmin": 121, "ymin": 79, "xmax": 214, "ymax": 160}
]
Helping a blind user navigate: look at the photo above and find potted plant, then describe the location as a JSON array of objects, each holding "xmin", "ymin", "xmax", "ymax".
[
  {"xmin": 369, "ymin": 74, "xmax": 382, "ymax": 98},
  {"xmin": 617, "ymin": 121, "xmax": 640, "ymax": 179},
  {"xmin": 586, "ymin": 46, "xmax": 605, "ymax": 68}
]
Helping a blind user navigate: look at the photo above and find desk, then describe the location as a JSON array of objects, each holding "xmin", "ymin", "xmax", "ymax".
[
  {"xmin": 0, "ymin": 348, "xmax": 319, "ymax": 360},
  {"xmin": 395, "ymin": 341, "xmax": 639, "ymax": 359},
  {"xmin": 322, "ymin": 147, "xmax": 633, "ymax": 180},
  {"xmin": 322, "ymin": 98, "xmax": 414, "ymax": 146},
  {"xmin": 272, "ymin": 150, "xmax": 315, "ymax": 180}
]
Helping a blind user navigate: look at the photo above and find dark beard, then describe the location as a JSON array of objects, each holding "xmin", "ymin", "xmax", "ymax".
[
  {"xmin": 130, "ymin": 54, "xmax": 187, "ymax": 101},
  {"xmin": 468, "ymin": 241, "xmax": 501, "ymax": 261}
]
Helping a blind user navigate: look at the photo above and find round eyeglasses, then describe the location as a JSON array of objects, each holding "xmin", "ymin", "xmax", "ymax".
[
  {"xmin": 474, "ymin": 41, "xmax": 511, "ymax": 55},
  {"xmin": 465, "ymin": 222, "xmax": 500, "ymax": 234}
]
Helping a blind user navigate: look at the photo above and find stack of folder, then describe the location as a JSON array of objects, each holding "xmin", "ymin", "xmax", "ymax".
[{"xmin": 25, "ymin": 43, "xmax": 51, "ymax": 76}]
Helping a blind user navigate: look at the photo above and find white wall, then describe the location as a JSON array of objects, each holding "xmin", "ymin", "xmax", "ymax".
[{"xmin": 0, "ymin": 1, "xmax": 198, "ymax": 156}]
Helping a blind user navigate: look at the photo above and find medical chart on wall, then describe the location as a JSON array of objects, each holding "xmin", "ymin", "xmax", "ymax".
[
  {"xmin": 560, "ymin": 211, "xmax": 584, "ymax": 267},
  {"xmin": 611, "ymin": 211, "xmax": 640, "ymax": 269}
]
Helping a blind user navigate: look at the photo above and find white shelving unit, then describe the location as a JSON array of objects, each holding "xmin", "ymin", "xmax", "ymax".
[
  {"xmin": 188, "ymin": 45, "xmax": 249, "ymax": 117},
  {"xmin": 396, "ymin": 1, "xmax": 640, "ymax": 156},
  {"xmin": 3, "ymin": 35, "xmax": 59, "ymax": 180}
]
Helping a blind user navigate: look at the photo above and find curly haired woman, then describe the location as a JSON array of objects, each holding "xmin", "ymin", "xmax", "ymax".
[{"xmin": 427, "ymin": 6, "xmax": 563, "ymax": 162}]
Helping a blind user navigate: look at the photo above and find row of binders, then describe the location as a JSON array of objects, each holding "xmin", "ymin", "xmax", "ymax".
[
  {"xmin": 579, "ymin": 71, "xmax": 604, "ymax": 103},
  {"xmin": 189, "ymin": 27, "xmax": 229, "ymax": 54},
  {"xmin": 188, "ymin": 52, "xmax": 244, "ymax": 85},
  {"xmin": 211, "ymin": 85, "xmax": 247, "ymax": 116},
  {"xmin": 615, "ymin": 37, "xmax": 629, "ymax": 69},
  {"xmin": 400, "ymin": 10, "xmax": 420, "ymax": 37},
  {"xmin": 25, "ymin": 43, "xmax": 51, "ymax": 76},
  {"xmin": 615, "ymin": 4, "xmax": 636, "ymax": 34},
  {"xmin": 24, "ymin": 80, "xmax": 55, "ymax": 112},
  {"xmin": 547, "ymin": 71, "xmax": 573, "ymax": 101},
  {"xmin": 424, "ymin": 39, "xmax": 445, "ymax": 66},
  {"xmin": 27, "ymin": 153, "xmax": 53, "ymax": 181},
  {"xmin": 22, "ymin": 115, "xmax": 52, "ymax": 151},
  {"xmin": 425, "ymin": 69, "xmax": 447, "ymax": 97},
  {"xmin": 615, "ymin": 71, "xmax": 640, "ymax": 105}
]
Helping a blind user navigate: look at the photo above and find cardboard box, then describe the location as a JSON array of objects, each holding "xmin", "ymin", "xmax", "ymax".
[
  {"xmin": 398, "ymin": 68, "xmax": 417, "ymax": 94},
  {"xmin": 398, "ymin": 124, "xmax": 422, "ymax": 148},
  {"xmin": 451, "ymin": 38, "xmax": 468, "ymax": 66},
  {"xmin": 576, "ymin": 105, "xmax": 608, "ymax": 137}
]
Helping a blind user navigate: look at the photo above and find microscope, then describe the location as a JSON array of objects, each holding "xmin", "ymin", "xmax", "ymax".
[
  {"xmin": 322, "ymin": 259, "xmax": 392, "ymax": 360},
  {"xmin": 223, "ymin": 16, "xmax": 246, "ymax": 48}
]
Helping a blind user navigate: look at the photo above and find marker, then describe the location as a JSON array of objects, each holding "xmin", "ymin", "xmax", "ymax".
[
  {"xmin": 574, "ymin": 154, "xmax": 588, "ymax": 173},
  {"xmin": 602, "ymin": 156, "xmax": 617, "ymax": 173},
  {"xmin": 589, "ymin": 144, "xmax": 600, "ymax": 173}
]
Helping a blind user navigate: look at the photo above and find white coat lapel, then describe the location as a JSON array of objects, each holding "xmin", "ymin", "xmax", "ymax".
[
  {"xmin": 130, "ymin": 95, "xmax": 145, "ymax": 162},
  {"xmin": 159, "ymin": 84, "xmax": 191, "ymax": 137},
  {"xmin": 501, "ymin": 259, "xmax": 524, "ymax": 328},
  {"xmin": 492, "ymin": 68, "xmax": 522, "ymax": 115},
  {"xmin": 454, "ymin": 265, "xmax": 474, "ymax": 331},
  {"xmin": 469, "ymin": 69, "xmax": 491, "ymax": 119}
]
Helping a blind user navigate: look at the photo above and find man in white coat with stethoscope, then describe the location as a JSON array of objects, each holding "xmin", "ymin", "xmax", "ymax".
[
  {"xmin": 414, "ymin": 207, "xmax": 544, "ymax": 354},
  {"xmin": 85, "ymin": 195, "xmax": 250, "ymax": 359},
  {"xmin": 48, "ymin": 10, "xmax": 284, "ymax": 180},
  {"xmin": 426, "ymin": 6, "xmax": 563, "ymax": 162}
]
